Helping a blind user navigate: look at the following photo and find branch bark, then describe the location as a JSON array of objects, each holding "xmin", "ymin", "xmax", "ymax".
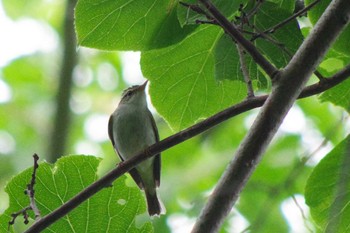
[
  {"xmin": 24, "ymin": 61, "xmax": 350, "ymax": 232},
  {"xmin": 199, "ymin": 0, "xmax": 278, "ymax": 79},
  {"xmin": 47, "ymin": 0, "xmax": 78, "ymax": 163},
  {"xmin": 191, "ymin": 0, "xmax": 350, "ymax": 232}
]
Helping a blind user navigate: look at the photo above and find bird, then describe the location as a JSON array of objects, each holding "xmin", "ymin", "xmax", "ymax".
[{"xmin": 108, "ymin": 80, "xmax": 162, "ymax": 216}]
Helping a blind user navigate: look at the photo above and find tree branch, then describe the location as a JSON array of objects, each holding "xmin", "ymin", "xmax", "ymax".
[
  {"xmin": 199, "ymin": 0, "xmax": 279, "ymax": 79},
  {"xmin": 191, "ymin": 0, "xmax": 350, "ymax": 232},
  {"xmin": 25, "ymin": 59, "xmax": 350, "ymax": 232},
  {"xmin": 47, "ymin": 0, "xmax": 78, "ymax": 163}
]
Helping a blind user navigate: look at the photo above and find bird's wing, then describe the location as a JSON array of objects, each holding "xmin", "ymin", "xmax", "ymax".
[
  {"xmin": 148, "ymin": 110, "xmax": 161, "ymax": 187},
  {"xmin": 108, "ymin": 114, "xmax": 145, "ymax": 189}
]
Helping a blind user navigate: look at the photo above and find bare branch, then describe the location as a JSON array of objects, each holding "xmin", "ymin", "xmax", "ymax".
[
  {"xmin": 9, "ymin": 154, "xmax": 41, "ymax": 230},
  {"xmin": 27, "ymin": 154, "xmax": 41, "ymax": 220}
]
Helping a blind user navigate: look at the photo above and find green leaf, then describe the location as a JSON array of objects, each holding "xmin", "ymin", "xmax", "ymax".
[
  {"xmin": 214, "ymin": 2, "xmax": 301, "ymax": 86},
  {"xmin": 267, "ymin": 0, "xmax": 295, "ymax": 12},
  {"xmin": 177, "ymin": 0, "xmax": 242, "ymax": 27},
  {"xmin": 252, "ymin": 2, "xmax": 304, "ymax": 68},
  {"xmin": 305, "ymin": 0, "xmax": 350, "ymax": 57},
  {"xmin": 214, "ymin": 34, "xmax": 268, "ymax": 89},
  {"xmin": 319, "ymin": 78, "xmax": 350, "ymax": 112},
  {"xmin": 0, "ymin": 155, "xmax": 152, "ymax": 233},
  {"xmin": 305, "ymin": 135, "xmax": 350, "ymax": 232},
  {"xmin": 75, "ymin": 0, "xmax": 194, "ymax": 51},
  {"xmin": 141, "ymin": 25, "xmax": 247, "ymax": 130}
]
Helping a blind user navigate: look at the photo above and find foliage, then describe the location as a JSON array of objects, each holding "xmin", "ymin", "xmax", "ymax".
[
  {"xmin": 0, "ymin": 0, "xmax": 350, "ymax": 232},
  {"xmin": 76, "ymin": 0, "xmax": 305, "ymax": 130},
  {"xmin": 0, "ymin": 156, "xmax": 152, "ymax": 233},
  {"xmin": 305, "ymin": 136, "xmax": 350, "ymax": 232}
]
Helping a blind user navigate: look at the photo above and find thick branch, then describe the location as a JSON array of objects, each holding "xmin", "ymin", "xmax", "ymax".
[
  {"xmin": 191, "ymin": 0, "xmax": 350, "ymax": 232},
  {"xmin": 199, "ymin": 0, "xmax": 278, "ymax": 79},
  {"xmin": 47, "ymin": 0, "xmax": 78, "ymax": 162},
  {"xmin": 25, "ymin": 61, "xmax": 350, "ymax": 232}
]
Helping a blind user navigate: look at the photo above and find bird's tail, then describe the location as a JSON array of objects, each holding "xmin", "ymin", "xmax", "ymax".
[{"xmin": 145, "ymin": 190, "xmax": 162, "ymax": 216}]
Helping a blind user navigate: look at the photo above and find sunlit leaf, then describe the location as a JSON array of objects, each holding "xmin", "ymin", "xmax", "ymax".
[
  {"xmin": 320, "ymin": 78, "xmax": 350, "ymax": 112},
  {"xmin": 141, "ymin": 25, "xmax": 247, "ymax": 130},
  {"xmin": 0, "ymin": 155, "xmax": 152, "ymax": 233},
  {"xmin": 252, "ymin": 2, "xmax": 303, "ymax": 68},
  {"xmin": 305, "ymin": 135, "xmax": 350, "ymax": 232},
  {"xmin": 75, "ymin": 0, "xmax": 194, "ymax": 51},
  {"xmin": 214, "ymin": 34, "xmax": 268, "ymax": 89}
]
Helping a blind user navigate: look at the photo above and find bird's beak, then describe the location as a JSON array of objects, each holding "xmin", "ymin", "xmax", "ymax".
[{"xmin": 139, "ymin": 80, "xmax": 148, "ymax": 91}]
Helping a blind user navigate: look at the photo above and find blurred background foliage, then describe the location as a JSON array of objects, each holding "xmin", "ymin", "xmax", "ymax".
[{"xmin": 0, "ymin": 0, "xmax": 349, "ymax": 232}]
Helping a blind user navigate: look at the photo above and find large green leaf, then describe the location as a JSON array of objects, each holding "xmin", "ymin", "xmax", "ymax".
[
  {"xmin": 141, "ymin": 25, "xmax": 247, "ymax": 130},
  {"xmin": 214, "ymin": 34, "xmax": 268, "ymax": 89},
  {"xmin": 0, "ymin": 155, "xmax": 152, "ymax": 233},
  {"xmin": 214, "ymin": 1, "xmax": 301, "ymax": 86},
  {"xmin": 267, "ymin": 0, "xmax": 295, "ymax": 12},
  {"xmin": 177, "ymin": 0, "xmax": 242, "ymax": 27},
  {"xmin": 252, "ymin": 2, "xmax": 304, "ymax": 68},
  {"xmin": 305, "ymin": 136, "xmax": 350, "ymax": 232},
  {"xmin": 305, "ymin": 0, "xmax": 350, "ymax": 57},
  {"xmin": 75, "ymin": 0, "xmax": 194, "ymax": 51},
  {"xmin": 319, "ymin": 78, "xmax": 350, "ymax": 112}
]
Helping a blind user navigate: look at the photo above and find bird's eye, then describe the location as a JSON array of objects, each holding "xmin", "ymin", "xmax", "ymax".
[{"xmin": 126, "ymin": 91, "xmax": 132, "ymax": 98}]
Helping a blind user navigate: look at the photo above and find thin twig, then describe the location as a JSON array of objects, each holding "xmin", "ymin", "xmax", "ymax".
[
  {"xmin": 251, "ymin": 24, "xmax": 327, "ymax": 82},
  {"xmin": 8, "ymin": 154, "xmax": 41, "ymax": 229},
  {"xmin": 199, "ymin": 0, "xmax": 279, "ymax": 79},
  {"xmin": 291, "ymin": 195, "xmax": 314, "ymax": 232},
  {"xmin": 179, "ymin": 1, "xmax": 214, "ymax": 22},
  {"xmin": 24, "ymin": 62, "xmax": 350, "ymax": 233},
  {"xmin": 236, "ymin": 5, "xmax": 255, "ymax": 97},
  {"xmin": 263, "ymin": 0, "xmax": 321, "ymax": 35},
  {"xmin": 237, "ymin": 44, "xmax": 255, "ymax": 97},
  {"xmin": 27, "ymin": 154, "xmax": 41, "ymax": 220},
  {"xmin": 246, "ymin": 0, "xmax": 263, "ymax": 20}
]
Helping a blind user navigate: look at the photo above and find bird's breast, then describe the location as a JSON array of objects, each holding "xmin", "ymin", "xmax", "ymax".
[{"xmin": 112, "ymin": 106, "xmax": 156, "ymax": 161}]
